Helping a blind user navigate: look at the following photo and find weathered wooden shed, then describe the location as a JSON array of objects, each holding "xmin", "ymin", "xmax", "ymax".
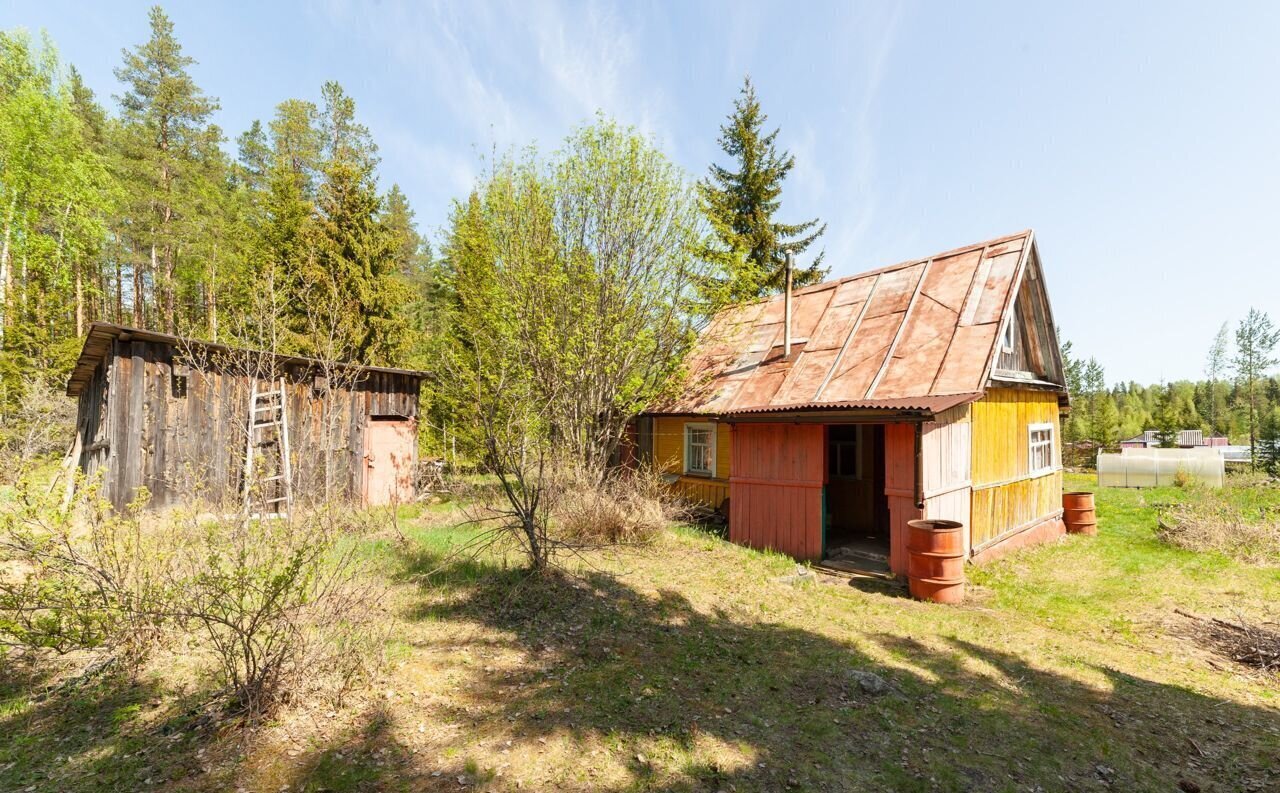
[
  {"xmin": 65, "ymin": 323, "xmax": 428, "ymax": 511},
  {"xmin": 637, "ymin": 230, "xmax": 1070, "ymax": 574}
]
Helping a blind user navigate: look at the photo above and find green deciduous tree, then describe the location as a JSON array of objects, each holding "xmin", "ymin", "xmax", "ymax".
[
  {"xmin": 0, "ymin": 31, "xmax": 116, "ymax": 411},
  {"xmin": 700, "ymin": 77, "xmax": 825, "ymax": 304},
  {"xmin": 442, "ymin": 118, "xmax": 712, "ymax": 567},
  {"xmin": 1204, "ymin": 321, "xmax": 1230, "ymax": 437}
]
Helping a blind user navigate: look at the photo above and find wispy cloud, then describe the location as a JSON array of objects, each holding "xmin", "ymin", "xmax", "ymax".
[
  {"xmin": 313, "ymin": 0, "xmax": 676, "ymax": 234},
  {"xmin": 821, "ymin": 3, "xmax": 905, "ymax": 273}
]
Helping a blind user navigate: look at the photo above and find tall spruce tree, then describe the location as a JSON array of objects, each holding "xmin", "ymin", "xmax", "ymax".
[
  {"xmin": 279, "ymin": 82, "xmax": 408, "ymax": 364},
  {"xmin": 700, "ymin": 76, "xmax": 826, "ymax": 303}
]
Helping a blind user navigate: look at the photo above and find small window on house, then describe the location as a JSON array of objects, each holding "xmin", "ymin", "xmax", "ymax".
[
  {"xmin": 828, "ymin": 425, "xmax": 865, "ymax": 479},
  {"xmin": 1029, "ymin": 423, "xmax": 1055, "ymax": 475},
  {"xmin": 684, "ymin": 423, "xmax": 715, "ymax": 477},
  {"xmin": 1001, "ymin": 318, "xmax": 1016, "ymax": 353}
]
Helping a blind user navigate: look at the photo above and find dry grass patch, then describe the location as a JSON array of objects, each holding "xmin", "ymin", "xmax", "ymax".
[
  {"xmin": 1155, "ymin": 483, "xmax": 1280, "ymax": 563},
  {"xmin": 549, "ymin": 467, "xmax": 676, "ymax": 545}
]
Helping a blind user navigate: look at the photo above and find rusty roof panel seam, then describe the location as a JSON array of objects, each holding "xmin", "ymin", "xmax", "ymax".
[
  {"xmin": 865, "ymin": 258, "xmax": 932, "ymax": 398},
  {"xmin": 929, "ymin": 244, "xmax": 989, "ymax": 394},
  {"xmin": 811, "ymin": 272, "xmax": 881, "ymax": 402}
]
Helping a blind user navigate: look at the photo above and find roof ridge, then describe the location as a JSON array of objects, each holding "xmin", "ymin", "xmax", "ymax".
[{"xmin": 728, "ymin": 229, "xmax": 1034, "ymax": 309}]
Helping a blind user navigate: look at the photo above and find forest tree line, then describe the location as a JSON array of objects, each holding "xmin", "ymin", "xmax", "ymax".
[
  {"xmin": 0, "ymin": 9, "xmax": 435, "ymax": 417},
  {"xmin": 3, "ymin": 7, "xmax": 1276, "ymax": 475},
  {"xmin": 1, "ymin": 7, "xmax": 828, "ymax": 465},
  {"xmin": 1061, "ymin": 309, "xmax": 1280, "ymax": 471}
]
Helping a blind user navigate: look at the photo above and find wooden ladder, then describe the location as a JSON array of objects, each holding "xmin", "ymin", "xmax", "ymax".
[{"xmin": 243, "ymin": 377, "xmax": 293, "ymax": 518}]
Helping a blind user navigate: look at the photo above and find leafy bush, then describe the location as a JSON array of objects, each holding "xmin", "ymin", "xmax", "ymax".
[
  {"xmin": 0, "ymin": 477, "xmax": 162, "ymax": 661},
  {"xmin": 0, "ymin": 376, "xmax": 77, "ymax": 481},
  {"xmin": 0, "ymin": 478, "xmax": 386, "ymax": 718}
]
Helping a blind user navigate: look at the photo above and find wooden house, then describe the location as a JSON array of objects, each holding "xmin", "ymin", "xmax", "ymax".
[
  {"xmin": 635, "ymin": 230, "xmax": 1070, "ymax": 573},
  {"xmin": 65, "ymin": 323, "xmax": 428, "ymax": 511}
]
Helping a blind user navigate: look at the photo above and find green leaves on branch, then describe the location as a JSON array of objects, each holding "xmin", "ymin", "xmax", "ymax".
[{"xmin": 442, "ymin": 117, "xmax": 714, "ymax": 476}]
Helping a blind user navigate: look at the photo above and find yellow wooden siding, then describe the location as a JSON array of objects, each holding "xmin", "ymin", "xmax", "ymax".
[
  {"xmin": 971, "ymin": 471, "xmax": 1062, "ymax": 547},
  {"xmin": 970, "ymin": 388, "xmax": 1061, "ymax": 486},
  {"xmin": 652, "ymin": 417, "xmax": 731, "ymax": 508},
  {"xmin": 969, "ymin": 388, "xmax": 1063, "ymax": 547}
]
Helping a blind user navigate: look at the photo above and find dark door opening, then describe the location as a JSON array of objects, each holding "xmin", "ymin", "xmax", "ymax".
[{"xmin": 824, "ymin": 424, "xmax": 890, "ymax": 573}]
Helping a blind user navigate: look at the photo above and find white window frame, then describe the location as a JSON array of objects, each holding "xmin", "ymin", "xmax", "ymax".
[
  {"xmin": 684, "ymin": 422, "xmax": 716, "ymax": 477},
  {"xmin": 1001, "ymin": 317, "xmax": 1016, "ymax": 353},
  {"xmin": 1028, "ymin": 422, "xmax": 1055, "ymax": 476}
]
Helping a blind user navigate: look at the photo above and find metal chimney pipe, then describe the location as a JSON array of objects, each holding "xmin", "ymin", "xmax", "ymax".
[{"xmin": 783, "ymin": 251, "xmax": 794, "ymax": 358}]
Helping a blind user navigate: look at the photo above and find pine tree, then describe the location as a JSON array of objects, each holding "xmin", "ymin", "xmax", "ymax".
[
  {"xmin": 700, "ymin": 76, "xmax": 826, "ymax": 303},
  {"xmin": 114, "ymin": 5, "xmax": 218, "ymax": 332},
  {"xmin": 1232, "ymin": 308, "xmax": 1280, "ymax": 470}
]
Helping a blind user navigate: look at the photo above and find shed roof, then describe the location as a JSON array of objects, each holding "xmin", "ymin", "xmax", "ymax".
[
  {"xmin": 657, "ymin": 230, "xmax": 1047, "ymax": 416},
  {"xmin": 66, "ymin": 322, "xmax": 429, "ymax": 397}
]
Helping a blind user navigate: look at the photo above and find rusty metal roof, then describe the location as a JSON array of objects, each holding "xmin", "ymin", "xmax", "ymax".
[
  {"xmin": 66, "ymin": 322, "xmax": 429, "ymax": 397},
  {"xmin": 724, "ymin": 393, "xmax": 984, "ymax": 416},
  {"xmin": 657, "ymin": 230, "xmax": 1038, "ymax": 416}
]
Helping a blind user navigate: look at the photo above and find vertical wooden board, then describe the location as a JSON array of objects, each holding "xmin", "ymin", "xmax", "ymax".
[
  {"xmin": 118, "ymin": 343, "xmax": 143, "ymax": 508},
  {"xmin": 148, "ymin": 345, "xmax": 168, "ymax": 506}
]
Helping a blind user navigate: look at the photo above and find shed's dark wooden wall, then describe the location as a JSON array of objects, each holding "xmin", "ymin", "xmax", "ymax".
[{"xmin": 74, "ymin": 339, "xmax": 422, "ymax": 510}]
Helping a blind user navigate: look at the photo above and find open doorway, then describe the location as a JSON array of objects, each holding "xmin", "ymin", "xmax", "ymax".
[{"xmin": 824, "ymin": 424, "xmax": 890, "ymax": 574}]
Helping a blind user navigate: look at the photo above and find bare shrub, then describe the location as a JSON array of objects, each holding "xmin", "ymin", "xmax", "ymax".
[
  {"xmin": 0, "ymin": 475, "xmax": 163, "ymax": 664},
  {"xmin": 549, "ymin": 465, "xmax": 675, "ymax": 545},
  {"xmin": 162, "ymin": 506, "xmax": 387, "ymax": 716},
  {"xmin": 0, "ymin": 377, "xmax": 77, "ymax": 480},
  {"xmin": 1156, "ymin": 497, "xmax": 1280, "ymax": 564},
  {"xmin": 0, "ymin": 478, "xmax": 387, "ymax": 719}
]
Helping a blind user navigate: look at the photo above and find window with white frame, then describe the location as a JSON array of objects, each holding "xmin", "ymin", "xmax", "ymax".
[
  {"xmin": 684, "ymin": 423, "xmax": 715, "ymax": 477},
  {"xmin": 1028, "ymin": 423, "xmax": 1055, "ymax": 475},
  {"xmin": 1001, "ymin": 317, "xmax": 1016, "ymax": 353}
]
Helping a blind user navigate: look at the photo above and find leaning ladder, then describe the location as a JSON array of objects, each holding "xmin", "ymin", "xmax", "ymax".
[{"xmin": 243, "ymin": 377, "xmax": 293, "ymax": 517}]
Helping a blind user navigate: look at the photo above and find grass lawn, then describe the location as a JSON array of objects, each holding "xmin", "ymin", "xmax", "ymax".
[{"xmin": 3, "ymin": 474, "xmax": 1278, "ymax": 792}]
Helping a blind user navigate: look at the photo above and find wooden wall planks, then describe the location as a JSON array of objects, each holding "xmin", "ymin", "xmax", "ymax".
[
  {"xmin": 650, "ymin": 416, "xmax": 732, "ymax": 508},
  {"xmin": 72, "ymin": 339, "xmax": 423, "ymax": 511},
  {"xmin": 729, "ymin": 423, "xmax": 825, "ymax": 561},
  {"xmin": 883, "ymin": 422, "xmax": 922, "ymax": 575},
  {"xmin": 969, "ymin": 387, "xmax": 1063, "ymax": 548}
]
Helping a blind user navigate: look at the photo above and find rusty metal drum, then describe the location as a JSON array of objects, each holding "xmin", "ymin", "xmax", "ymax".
[
  {"xmin": 906, "ymin": 519, "xmax": 965, "ymax": 604},
  {"xmin": 1063, "ymin": 491, "xmax": 1097, "ymax": 535}
]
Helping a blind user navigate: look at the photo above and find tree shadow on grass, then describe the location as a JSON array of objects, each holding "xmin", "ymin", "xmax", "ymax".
[
  {"xmin": 0, "ymin": 661, "xmax": 216, "ymax": 791},
  {"xmin": 385, "ymin": 545, "xmax": 1280, "ymax": 792}
]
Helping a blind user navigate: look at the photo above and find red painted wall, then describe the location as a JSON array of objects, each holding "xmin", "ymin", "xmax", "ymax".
[
  {"xmin": 729, "ymin": 423, "xmax": 826, "ymax": 561},
  {"xmin": 884, "ymin": 423, "xmax": 923, "ymax": 575}
]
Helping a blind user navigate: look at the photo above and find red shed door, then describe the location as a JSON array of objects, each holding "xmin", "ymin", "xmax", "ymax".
[
  {"xmin": 364, "ymin": 417, "xmax": 416, "ymax": 506},
  {"xmin": 729, "ymin": 423, "xmax": 826, "ymax": 561}
]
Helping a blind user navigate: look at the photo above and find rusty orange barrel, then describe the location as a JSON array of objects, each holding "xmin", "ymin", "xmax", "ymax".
[
  {"xmin": 906, "ymin": 519, "xmax": 965, "ymax": 604},
  {"xmin": 1063, "ymin": 491, "xmax": 1097, "ymax": 535}
]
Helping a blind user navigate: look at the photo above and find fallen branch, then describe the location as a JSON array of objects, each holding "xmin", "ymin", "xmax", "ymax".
[{"xmin": 1176, "ymin": 609, "xmax": 1280, "ymax": 676}]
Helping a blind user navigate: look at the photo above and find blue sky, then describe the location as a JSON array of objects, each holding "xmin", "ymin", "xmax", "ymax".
[{"xmin": 5, "ymin": 0, "xmax": 1278, "ymax": 384}]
